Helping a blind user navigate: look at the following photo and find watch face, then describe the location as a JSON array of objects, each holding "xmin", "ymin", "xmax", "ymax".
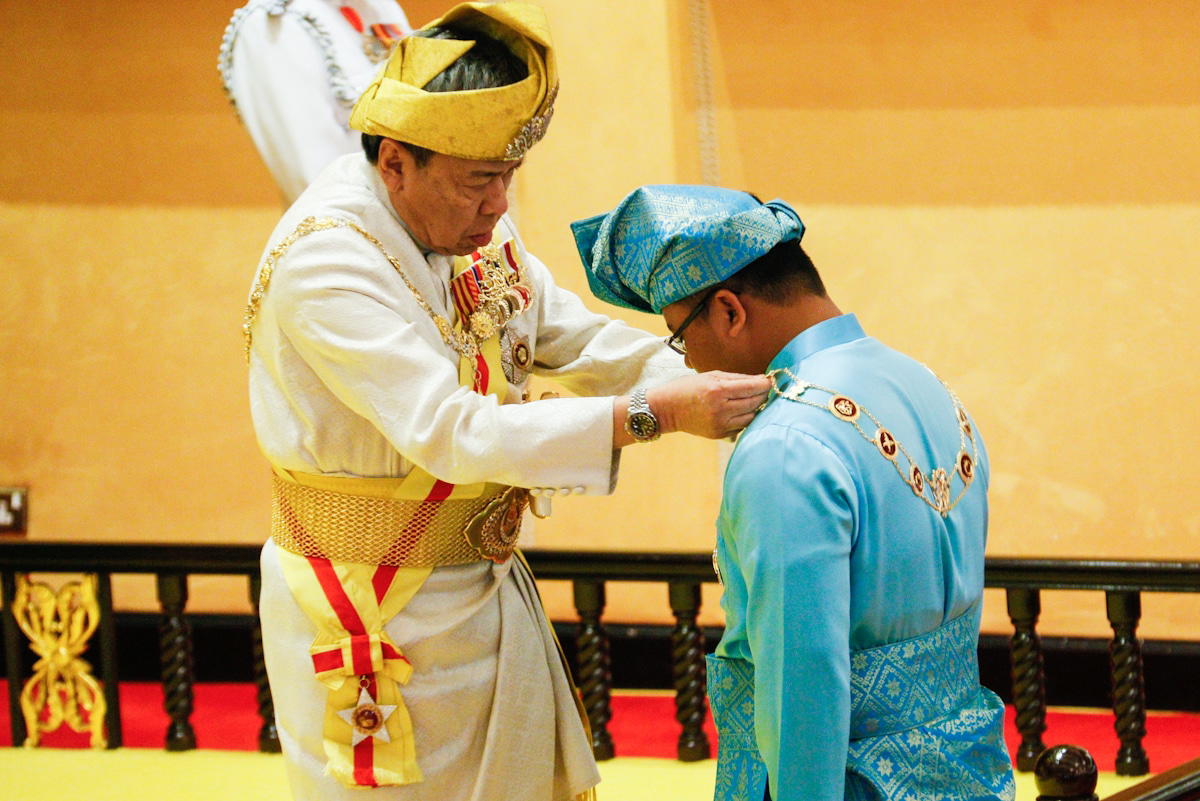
[{"xmin": 629, "ymin": 411, "xmax": 659, "ymax": 440}]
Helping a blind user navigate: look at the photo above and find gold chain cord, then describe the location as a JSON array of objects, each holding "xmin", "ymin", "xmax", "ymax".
[
  {"xmin": 766, "ymin": 367, "xmax": 980, "ymax": 517},
  {"xmin": 242, "ymin": 217, "xmax": 477, "ymax": 363}
]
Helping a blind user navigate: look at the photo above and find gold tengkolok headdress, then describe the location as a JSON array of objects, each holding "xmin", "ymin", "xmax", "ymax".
[{"xmin": 349, "ymin": 2, "xmax": 557, "ymax": 162}]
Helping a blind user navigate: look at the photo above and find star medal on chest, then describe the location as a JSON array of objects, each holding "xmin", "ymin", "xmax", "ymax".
[
  {"xmin": 337, "ymin": 684, "xmax": 398, "ymax": 746},
  {"xmin": 500, "ymin": 330, "xmax": 532, "ymax": 385}
]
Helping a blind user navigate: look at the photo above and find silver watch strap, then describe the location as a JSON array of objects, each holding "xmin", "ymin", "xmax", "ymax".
[{"xmin": 630, "ymin": 387, "xmax": 651, "ymax": 415}]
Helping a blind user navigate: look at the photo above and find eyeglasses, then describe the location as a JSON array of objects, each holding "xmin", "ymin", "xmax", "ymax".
[{"xmin": 664, "ymin": 288, "xmax": 719, "ymax": 356}]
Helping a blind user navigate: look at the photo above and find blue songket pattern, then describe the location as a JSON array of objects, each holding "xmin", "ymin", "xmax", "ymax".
[
  {"xmin": 709, "ymin": 605, "xmax": 1013, "ymax": 801},
  {"xmin": 570, "ymin": 185, "xmax": 804, "ymax": 313}
]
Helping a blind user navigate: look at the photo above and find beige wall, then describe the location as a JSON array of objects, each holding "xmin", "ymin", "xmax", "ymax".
[{"xmin": 1, "ymin": 1, "xmax": 1196, "ymax": 640}]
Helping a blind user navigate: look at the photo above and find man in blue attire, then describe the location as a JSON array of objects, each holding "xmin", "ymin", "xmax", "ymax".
[{"xmin": 572, "ymin": 185, "xmax": 1015, "ymax": 801}]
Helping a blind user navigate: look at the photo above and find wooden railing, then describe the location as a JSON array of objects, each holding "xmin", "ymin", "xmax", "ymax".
[
  {"xmin": 1104, "ymin": 757, "xmax": 1200, "ymax": 801},
  {"xmin": 2, "ymin": 543, "xmax": 1198, "ymax": 779}
]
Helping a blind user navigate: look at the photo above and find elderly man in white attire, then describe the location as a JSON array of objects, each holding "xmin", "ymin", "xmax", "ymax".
[{"xmin": 243, "ymin": 4, "xmax": 771, "ymax": 800}]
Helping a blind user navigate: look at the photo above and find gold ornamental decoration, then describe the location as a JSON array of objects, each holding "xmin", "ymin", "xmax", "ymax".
[
  {"xmin": 13, "ymin": 574, "xmax": 107, "ymax": 748},
  {"xmin": 766, "ymin": 367, "xmax": 979, "ymax": 518},
  {"xmin": 464, "ymin": 486, "xmax": 529, "ymax": 563}
]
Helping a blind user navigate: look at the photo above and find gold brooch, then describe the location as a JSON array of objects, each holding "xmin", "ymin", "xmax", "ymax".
[
  {"xmin": 504, "ymin": 85, "xmax": 558, "ymax": 160},
  {"xmin": 464, "ymin": 487, "xmax": 529, "ymax": 563}
]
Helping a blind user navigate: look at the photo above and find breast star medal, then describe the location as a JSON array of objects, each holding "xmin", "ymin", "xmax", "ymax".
[
  {"xmin": 337, "ymin": 686, "xmax": 398, "ymax": 746},
  {"xmin": 500, "ymin": 330, "xmax": 532, "ymax": 385}
]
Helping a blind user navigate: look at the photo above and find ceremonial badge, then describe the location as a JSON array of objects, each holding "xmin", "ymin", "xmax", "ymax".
[
  {"xmin": 957, "ymin": 451, "xmax": 974, "ymax": 483},
  {"xmin": 830, "ymin": 396, "xmax": 859, "ymax": 421},
  {"xmin": 875, "ymin": 428, "xmax": 899, "ymax": 461},
  {"xmin": 501, "ymin": 330, "xmax": 533, "ymax": 386},
  {"xmin": 338, "ymin": 7, "xmax": 404, "ymax": 63},
  {"xmin": 930, "ymin": 468, "xmax": 951, "ymax": 515},
  {"xmin": 337, "ymin": 685, "xmax": 398, "ymax": 746},
  {"xmin": 957, "ymin": 406, "xmax": 973, "ymax": 439},
  {"xmin": 450, "ymin": 240, "xmax": 535, "ymax": 347},
  {"xmin": 909, "ymin": 465, "xmax": 925, "ymax": 497},
  {"xmin": 464, "ymin": 486, "xmax": 529, "ymax": 563}
]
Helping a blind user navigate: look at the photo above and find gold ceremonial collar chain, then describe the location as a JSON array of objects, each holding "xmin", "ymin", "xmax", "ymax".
[
  {"xmin": 765, "ymin": 367, "xmax": 979, "ymax": 518},
  {"xmin": 243, "ymin": 217, "xmax": 532, "ymax": 363}
]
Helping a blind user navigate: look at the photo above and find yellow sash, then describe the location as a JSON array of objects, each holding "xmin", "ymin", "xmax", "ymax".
[{"xmin": 272, "ymin": 232, "xmax": 520, "ymax": 787}]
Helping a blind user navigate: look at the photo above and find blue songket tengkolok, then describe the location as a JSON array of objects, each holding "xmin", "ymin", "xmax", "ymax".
[{"xmin": 573, "ymin": 185, "xmax": 1015, "ymax": 801}]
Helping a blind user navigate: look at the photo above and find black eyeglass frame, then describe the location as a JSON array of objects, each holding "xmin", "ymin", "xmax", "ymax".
[{"xmin": 664, "ymin": 286, "xmax": 720, "ymax": 355}]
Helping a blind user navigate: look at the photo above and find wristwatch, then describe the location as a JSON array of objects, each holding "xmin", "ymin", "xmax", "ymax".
[{"xmin": 625, "ymin": 388, "xmax": 661, "ymax": 442}]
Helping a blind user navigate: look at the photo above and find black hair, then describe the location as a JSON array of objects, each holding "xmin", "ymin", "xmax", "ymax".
[
  {"xmin": 711, "ymin": 191, "xmax": 825, "ymax": 302},
  {"xmin": 722, "ymin": 239, "xmax": 827, "ymax": 303},
  {"xmin": 362, "ymin": 25, "xmax": 530, "ymax": 166}
]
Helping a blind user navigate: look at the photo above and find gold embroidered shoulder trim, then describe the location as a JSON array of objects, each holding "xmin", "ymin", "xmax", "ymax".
[
  {"xmin": 243, "ymin": 216, "xmax": 474, "ymax": 363},
  {"xmin": 766, "ymin": 367, "xmax": 979, "ymax": 518}
]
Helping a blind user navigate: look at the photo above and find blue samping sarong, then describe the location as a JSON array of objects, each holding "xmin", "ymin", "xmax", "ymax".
[{"xmin": 707, "ymin": 605, "xmax": 1015, "ymax": 801}]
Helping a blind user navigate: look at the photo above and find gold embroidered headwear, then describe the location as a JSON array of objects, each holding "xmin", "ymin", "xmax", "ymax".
[{"xmin": 349, "ymin": 2, "xmax": 557, "ymax": 161}]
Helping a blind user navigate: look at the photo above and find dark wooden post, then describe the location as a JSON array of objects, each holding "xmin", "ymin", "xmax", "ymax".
[
  {"xmin": 1, "ymin": 571, "xmax": 27, "ymax": 748},
  {"xmin": 1006, "ymin": 587, "xmax": 1048, "ymax": 771},
  {"xmin": 156, "ymin": 573, "xmax": 197, "ymax": 751},
  {"xmin": 1106, "ymin": 590, "xmax": 1149, "ymax": 776},
  {"xmin": 668, "ymin": 580, "xmax": 710, "ymax": 762},
  {"xmin": 248, "ymin": 572, "xmax": 281, "ymax": 753},
  {"xmin": 572, "ymin": 579, "xmax": 614, "ymax": 760},
  {"xmin": 95, "ymin": 572, "xmax": 123, "ymax": 748}
]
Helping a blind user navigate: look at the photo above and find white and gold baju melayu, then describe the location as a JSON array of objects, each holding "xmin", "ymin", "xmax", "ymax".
[{"xmin": 248, "ymin": 152, "xmax": 682, "ymax": 801}]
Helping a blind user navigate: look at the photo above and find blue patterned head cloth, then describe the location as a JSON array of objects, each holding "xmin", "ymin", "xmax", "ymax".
[{"xmin": 571, "ymin": 185, "xmax": 804, "ymax": 313}]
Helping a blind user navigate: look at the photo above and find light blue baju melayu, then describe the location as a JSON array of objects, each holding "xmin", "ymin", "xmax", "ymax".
[
  {"xmin": 708, "ymin": 313, "xmax": 1014, "ymax": 801},
  {"xmin": 570, "ymin": 184, "xmax": 1015, "ymax": 801}
]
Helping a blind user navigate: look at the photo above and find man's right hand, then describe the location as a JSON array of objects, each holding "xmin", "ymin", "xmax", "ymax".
[{"xmin": 647, "ymin": 371, "xmax": 771, "ymax": 440}]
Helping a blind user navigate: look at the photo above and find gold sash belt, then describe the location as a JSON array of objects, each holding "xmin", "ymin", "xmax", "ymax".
[{"xmin": 271, "ymin": 474, "xmax": 529, "ymax": 567}]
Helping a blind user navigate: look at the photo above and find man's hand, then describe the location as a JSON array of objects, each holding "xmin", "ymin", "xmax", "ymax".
[{"xmin": 648, "ymin": 371, "xmax": 771, "ymax": 440}]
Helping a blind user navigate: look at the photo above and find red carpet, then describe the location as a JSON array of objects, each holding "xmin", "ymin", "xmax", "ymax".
[{"xmin": 2, "ymin": 681, "xmax": 1197, "ymax": 771}]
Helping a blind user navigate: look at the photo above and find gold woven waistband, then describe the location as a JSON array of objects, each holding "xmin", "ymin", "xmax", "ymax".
[{"xmin": 271, "ymin": 474, "xmax": 528, "ymax": 566}]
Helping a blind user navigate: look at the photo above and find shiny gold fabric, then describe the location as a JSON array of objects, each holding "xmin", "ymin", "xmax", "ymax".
[
  {"xmin": 270, "ymin": 471, "xmax": 525, "ymax": 567},
  {"xmin": 349, "ymin": 2, "xmax": 557, "ymax": 161}
]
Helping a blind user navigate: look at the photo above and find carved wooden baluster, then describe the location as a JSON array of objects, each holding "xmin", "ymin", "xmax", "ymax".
[
  {"xmin": 156, "ymin": 573, "xmax": 197, "ymax": 751},
  {"xmin": 1, "ymin": 570, "xmax": 27, "ymax": 748},
  {"xmin": 1006, "ymin": 587, "xmax": 1048, "ymax": 771},
  {"xmin": 1106, "ymin": 590, "xmax": 1149, "ymax": 776},
  {"xmin": 249, "ymin": 572, "xmax": 280, "ymax": 753},
  {"xmin": 95, "ymin": 572, "xmax": 123, "ymax": 748},
  {"xmin": 573, "ymin": 579, "xmax": 614, "ymax": 760},
  {"xmin": 668, "ymin": 580, "xmax": 710, "ymax": 762}
]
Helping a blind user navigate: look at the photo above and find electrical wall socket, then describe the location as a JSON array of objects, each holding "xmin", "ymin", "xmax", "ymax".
[{"xmin": 0, "ymin": 487, "xmax": 28, "ymax": 535}]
